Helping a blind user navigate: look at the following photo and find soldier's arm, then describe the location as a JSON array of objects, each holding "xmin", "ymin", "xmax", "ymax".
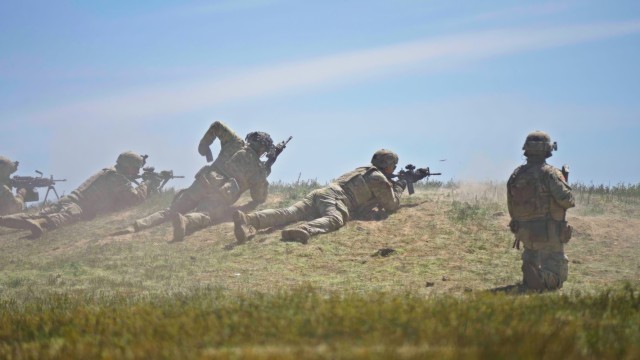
[
  {"xmin": 199, "ymin": 121, "xmax": 242, "ymax": 151},
  {"xmin": 548, "ymin": 168, "xmax": 575, "ymax": 209},
  {"xmin": 110, "ymin": 174, "xmax": 150, "ymax": 208},
  {"xmin": 506, "ymin": 171, "xmax": 518, "ymax": 217},
  {"xmin": 368, "ymin": 171, "xmax": 403, "ymax": 213},
  {"xmin": 0, "ymin": 184, "xmax": 24, "ymax": 215}
]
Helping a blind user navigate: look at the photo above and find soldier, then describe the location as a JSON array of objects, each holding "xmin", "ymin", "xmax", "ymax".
[
  {"xmin": 118, "ymin": 121, "xmax": 275, "ymax": 242},
  {"xmin": 233, "ymin": 149, "xmax": 412, "ymax": 244},
  {"xmin": 0, "ymin": 151, "xmax": 159, "ymax": 238},
  {"xmin": 507, "ymin": 131, "xmax": 575, "ymax": 291},
  {"xmin": 0, "ymin": 156, "xmax": 27, "ymax": 216}
]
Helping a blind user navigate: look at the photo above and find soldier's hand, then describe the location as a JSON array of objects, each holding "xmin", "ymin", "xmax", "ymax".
[
  {"xmin": 17, "ymin": 188, "xmax": 27, "ymax": 197},
  {"xmin": 198, "ymin": 140, "xmax": 214, "ymax": 162},
  {"xmin": 159, "ymin": 170, "xmax": 173, "ymax": 179},
  {"xmin": 394, "ymin": 179, "xmax": 408, "ymax": 191}
]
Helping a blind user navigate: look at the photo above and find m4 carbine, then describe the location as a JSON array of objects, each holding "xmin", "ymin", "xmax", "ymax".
[
  {"xmin": 390, "ymin": 164, "xmax": 441, "ymax": 195},
  {"xmin": 265, "ymin": 136, "xmax": 293, "ymax": 169},
  {"xmin": 10, "ymin": 170, "xmax": 67, "ymax": 203},
  {"xmin": 138, "ymin": 167, "xmax": 185, "ymax": 191}
]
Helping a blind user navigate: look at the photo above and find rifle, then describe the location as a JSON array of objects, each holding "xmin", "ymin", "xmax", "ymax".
[
  {"xmin": 265, "ymin": 136, "xmax": 293, "ymax": 169},
  {"xmin": 390, "ymin": 164, "xmax": 441, "ymax": 195},
  {"xmin": 138, "ymin": 167, "xmax": 185, "ymax": 190},
  {"xmin": 10, "ymin": 170, "xmax": 67, "ymax": 203}
]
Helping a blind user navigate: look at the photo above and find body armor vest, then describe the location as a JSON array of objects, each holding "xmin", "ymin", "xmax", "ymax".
[{"xmin": 335, "ymin": 166, "xmax": 377, "ymax": 207}]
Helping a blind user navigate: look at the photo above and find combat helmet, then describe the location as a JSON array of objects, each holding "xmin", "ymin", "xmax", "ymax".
[
  {"xmin": 522, "ymin": 131, "xmax": 557, "ymax": 158},
  {"xmin": 371, "ymin": 149, "xmax": 399, "ymax": 169},
  {"xmin": 245, "ymin": 131, "xmax": 274, "ymax": 155},
  {"xmin": 116, "ymin": 151, "xmax": 146, "ymax": 170},
  {"xmin": 0, "ymin": 156, "xmax": 18, "ymax": 180}
]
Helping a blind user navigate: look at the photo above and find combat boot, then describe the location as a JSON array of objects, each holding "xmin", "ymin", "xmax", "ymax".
[
  {"xmin": 522, "ymin": 263, "xmax": 545, "ymax": 291},
  {"xmin": 25, "ymin": 218, "xmax": 49, "ymax": 238},
  {"xmin": 172, "ymin": 213, "xmax": 187, "ymax": 242},
  {"xmin": 233, "ymin": 210, "xmax": 257, "ymax": 243},
  {"xmin": 281, "ymin": 228, "xmax": 310, "ymax": 244}
]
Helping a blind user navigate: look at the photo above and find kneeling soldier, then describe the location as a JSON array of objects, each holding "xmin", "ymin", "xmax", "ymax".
[{"xmin": 507, "ymin": 131, "xmax": 575, "ymax": 291}]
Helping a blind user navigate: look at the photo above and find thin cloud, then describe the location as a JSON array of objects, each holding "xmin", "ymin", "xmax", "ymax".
[{"xmin": 19, "ymin": 20, "xmax": 640, "ymax": 126}]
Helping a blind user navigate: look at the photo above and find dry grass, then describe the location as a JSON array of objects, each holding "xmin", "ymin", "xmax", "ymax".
[{"xmin": 0, "ymin": 181, "xmax": 638, "ymax": 358}]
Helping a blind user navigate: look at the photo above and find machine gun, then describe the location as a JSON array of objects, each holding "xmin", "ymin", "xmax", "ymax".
[
  {"xmin": 10, "ymin": 171, "xmax": 67, "ymax": 203},
  {"xmin": 138, "ymin": 167, "xmax": 185, "ymax": 190},
  {"xmin": 265, "ymin": 136, "xmax": 293, "ymax": 169},
  {"xmin": 390, "ymin": 164, "xmax": 441, "ymax": 195}
]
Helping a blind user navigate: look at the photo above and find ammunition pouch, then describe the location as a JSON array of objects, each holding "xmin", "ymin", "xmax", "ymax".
[
  {"xmin": 515, "ymin": 219, "xmax": 572, "ymax": 244},
  {"xmin": 515, "ymin": 219, "xmax": 549, "ymax": 243}
]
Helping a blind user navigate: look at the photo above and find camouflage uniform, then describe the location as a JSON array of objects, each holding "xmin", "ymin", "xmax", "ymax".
[
  {"xmin": 0, "ymin": 152, "xmax": 153, "ymax": 238},
  {"xmin": 234, "ymin": 149, "xmax": 405, "ymax": 244},
  {"xmin": 0, "ymin": 156, "xmax": 25, "ymax": 216},
  {"xmin": 131, "ymin": 121, "xmax": 271, "ymax": 240},
  {"xmin": 507, "ymin": 131, "xmax": 575, "ymax": 291}
]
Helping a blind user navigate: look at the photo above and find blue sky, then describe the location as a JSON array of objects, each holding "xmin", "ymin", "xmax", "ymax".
[{"xmin": 1, "ymin": 0, "xmax": 639, "ymax": 194}]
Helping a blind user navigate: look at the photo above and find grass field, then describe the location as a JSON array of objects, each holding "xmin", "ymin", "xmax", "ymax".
[{"xmin": 0, "ymin": 181, "xmax": 638, "ymax": 358}]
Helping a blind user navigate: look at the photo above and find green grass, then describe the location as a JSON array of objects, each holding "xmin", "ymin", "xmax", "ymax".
[
  {"xmin": 0, "ymin": 181, "xmax": 639, "ymax": 358},
  {"xmin": 0, "ymin": 285, "xmax": 638, "ymax": 359}
]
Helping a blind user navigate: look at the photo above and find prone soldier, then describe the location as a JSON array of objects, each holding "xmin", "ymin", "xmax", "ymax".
[
  {"xmin": 233, "ymin": 149, "xmax": 423, "ymax": 244},
  {"xmin": 507, "ymin": 131, "xmax": 575, "ymax": 291},
  {"xmin": 0, "ymin": 156, "xmax": 27, "ymax": 216},
  {"xmin": 0, "ymin": 151, "xmax": 160, "ymax": 238}
]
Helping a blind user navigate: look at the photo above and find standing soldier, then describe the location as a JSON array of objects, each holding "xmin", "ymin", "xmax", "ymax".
[
  {"xmin": 0, "ymin": 156, "xmax": 27, "ymax": 216},
  {"xmin": 507, "ymin": 131, "xmax": 575, "ymax": 291},
  {"xmin": 119, "ymin": 121, "xmax": 276, "ymax": 242},
  {"xmin": 233, "ymin": 149, "xmax": 413, "ymax": 244},
  {"xmin": 0, "ymin": 151, "xmax": 159, "ymax": 238}
]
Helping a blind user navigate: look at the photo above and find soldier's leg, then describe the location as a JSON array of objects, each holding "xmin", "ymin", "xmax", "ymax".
[
  {"xmin": 172, "ymin": 212, "xmax": 212, "ymax": 242},
  {"xmin": 173, "ymin": 193, "xmax": 232, "ymax": 242},
  {"xmin": 252, "ymin": 192, "xmax": 316, "ymax": 229},
  {"xmin": 21, "ymin": 202, "xmax": 84, "ymax": 238},
  {"xmin": 0, "ymin": 202, "xmax": 59, "ymax": 228},
  {"xmin": 0, "ymin": 213, "xmax": 35, "ymax": 229},
  {"xmin": 0, "ymin": 202, "xmax": 75, "ymax": 238},
  {"xmin": 282, "ymin": 190, "xmax": 346, "ymax": 243},
  {"xmin": 233, "ymin": 192, "xmax": 315, "ymax": 243},
  {"xmin": 521, "ymin": 248, "xmax": 545, "ymax": 291},
  {"xmin": 538, "ymin": 250, "xmax": 569, "ymax": 290},
  {"xmin": 131, "ymin": 189, "xmax": 200, "ymax": 233},
  {"xmin": 133, "ymin": 208, "xmax": 172, "ymax": 231}
]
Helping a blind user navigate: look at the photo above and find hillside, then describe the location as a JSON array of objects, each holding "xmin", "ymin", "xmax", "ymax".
[
  {"xmin": 0, "ymin": 181, "xmax": 638, "ymax": 358},
  {"xmin": 1, "ymin": 181, "xmax": 637, "ymax": 298}
]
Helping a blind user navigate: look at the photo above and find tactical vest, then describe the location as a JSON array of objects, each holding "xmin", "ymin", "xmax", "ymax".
[
  {"xmin": 335, "ymin": 166, "xmax": 378, "ymax": 208},
  {"xmin": 508, "ymin": 163, "xmax": 571, "ymax": 245}
]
